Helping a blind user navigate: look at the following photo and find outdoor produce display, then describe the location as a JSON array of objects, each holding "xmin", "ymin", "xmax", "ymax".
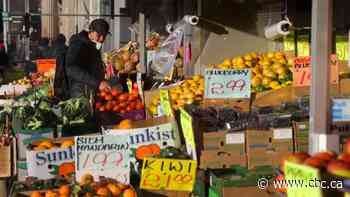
[
  {"xmin": 212, "ymin": 52, "xmax": 293, "ymax": 92},
  {"xmin": 2, "ymin": 14, "xmax": 350, "ymax": 197}
]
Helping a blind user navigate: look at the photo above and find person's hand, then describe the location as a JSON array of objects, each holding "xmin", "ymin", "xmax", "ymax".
[{"xmin": 99, "ymin": 80, "xmax": 111, "ymax": 91}]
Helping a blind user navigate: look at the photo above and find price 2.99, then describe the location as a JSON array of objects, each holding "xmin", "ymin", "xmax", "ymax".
[{"xmin": 210, "ymin": 79, "xmax": 246, "ymax": 95}]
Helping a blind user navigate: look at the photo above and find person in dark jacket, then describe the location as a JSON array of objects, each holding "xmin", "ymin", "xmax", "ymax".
[
  {"xmin": 65, "ymin": 19, "xmax": 111, "ymax": 98},
  {"xmin": 0, "ymin": 43, "xmax": 8, "ymax": 82},
  {"xmin": 53, "ymin": 34, "xmax": 69, "ymax": 100}
]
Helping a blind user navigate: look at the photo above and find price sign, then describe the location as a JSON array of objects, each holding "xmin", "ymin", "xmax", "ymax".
[
  {"xmin": 285, "ymin": 161, "xmax": 322, "ymax": 197},
  {"xmin": 180, "ymin": 108, "xmax": 196, "ymax": 160},
  {"xmin": 140, "ymin": 158, "xmax": 197, "ymax": 191},
  {"xmin": 293, "ymin": 55, "xmax": 339, "ymax": 87},
  {"xmin": 332, "ymin": 98, "xmax": 350, "ymax": 122},
  {"xmin": 75, "ymin": 135, "xmax": 130, "ymax": 184},
  {"xmin": 204, "ymin": 69, "xmax": 251, "ymax": 99},
  {"xmin": 36, "ymin": 59, "xmax": 56, "ymax": 73},
  {"xmin": 336, "ymin": 36, "xmax": 348, "ymax": 61},
  {"xmin": 160, "ymin": 89, "xmax": 173, "ymax": 117}
]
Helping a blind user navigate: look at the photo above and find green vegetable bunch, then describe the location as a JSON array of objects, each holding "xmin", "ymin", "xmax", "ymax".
[{"xmin": 58, "ymin": 97, "xmax": 91, "ymax": 125}]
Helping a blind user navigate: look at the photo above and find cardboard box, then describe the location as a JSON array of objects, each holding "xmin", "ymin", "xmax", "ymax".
[
  {"xmin": 16, "ymin": 128, "xmax": 55, "ymax": 160},
  {"xmin": 247, "ymin": 150, "xmax": 286, "ymax": 169},
  {"xmin": 203, "ymin": 131, "xmax": 245, "ymax": 154},
  {"xmin": 245, "ymin": 129, "xmax": 272, "ymax": 153},
  {"xmin": 271, "ymin": 128, "xmax": 294, "ymax": 152},
  {"xmin": 26, "ymin": 137, "xmax": 75, "ymax": 180},
  {"xmin": 209, "ymin": 166, "xmax": 274, "ymax": 197},
  {"xmin": 209, "ymin": 187, "xmax": 271, "ymax": 197},
  {"xmin": 200, "ymin": 150, "xmax": 246, "ymax": 169}
]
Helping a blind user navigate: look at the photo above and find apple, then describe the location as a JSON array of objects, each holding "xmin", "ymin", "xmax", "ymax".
[
  {"xmin": 304, "ymin": 157, "xmax": 328, "ymax": 169},
  {"xmin": 313, "ymin": 151, "xmax": 337, "ymax": 162},
  {"xmin": 338, "ymin": 153, "xmax": 350, "ymax": 164},
  {"xmin": 327, "ymin": 160, "xmax": 350, "ymax": 178},
  {"xmin": 345, "ymin": 138, "xmax": 350, "ymax": 154},
  {"xmin": 280, "ymin": 152, "xmax": 310, "ymax": 172}
]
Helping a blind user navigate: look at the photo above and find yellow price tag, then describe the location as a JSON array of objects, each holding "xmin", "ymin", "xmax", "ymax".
[
  {"xmin": 285, "ymin": 161, "xmax": 322, "ymax": 197},
  {"xmin": 140, "ymin": 158, "xmax": 197, "ymax": 191},
  {"xmin": 127, "ymin": 79, "xmax": 133, "ymax": 93},
  {"xmin": 160, "ymin": 89, "xmax": 173, "ymax": 117},
  {"xmin": 180, "ymin": 108, "xmax": 196, "ymax": 153}
]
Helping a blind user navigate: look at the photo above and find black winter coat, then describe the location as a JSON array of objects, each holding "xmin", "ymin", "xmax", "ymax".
[{"xmin": 65, "ymin": 31, "xmax": 105, "ymax": 98}]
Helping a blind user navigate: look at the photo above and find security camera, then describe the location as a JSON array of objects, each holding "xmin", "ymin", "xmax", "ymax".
[
  {"xmin": 264, "ymin": 19, "xmax": 292, "ymax": 40},
  {"xmin": 183, "ymin": 15, "xmax": 199, "ymax": 26},
  {"xmin": 166, "ymin": 24, "xmax": 175, "ymax": 34}
]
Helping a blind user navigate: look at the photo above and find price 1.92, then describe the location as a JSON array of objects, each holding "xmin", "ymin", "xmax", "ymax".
[{"xmin": 80, "ymin": 151, "xmax": 124, "ymax": 169}]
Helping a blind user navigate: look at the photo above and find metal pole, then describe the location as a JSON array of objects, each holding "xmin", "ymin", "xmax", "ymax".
[
  {"xmin": 310, "ymin": 0, "xmax": 338, "ymax": 154},
  {"xmin": 138, "ymin": 12, "xmax": 146, "ymax": 74},
  {"xmin": 2, "ymin": 0, "xmax": 8, "ymax": 51},
  {"xmin": 24, "ymin": 0, "xmax": 30, "ymax": 62}
]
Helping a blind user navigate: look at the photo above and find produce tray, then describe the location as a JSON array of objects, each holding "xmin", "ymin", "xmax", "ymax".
[{"xmin": 58, "ymin": 121, "xmax": 100, "ymax": 137}]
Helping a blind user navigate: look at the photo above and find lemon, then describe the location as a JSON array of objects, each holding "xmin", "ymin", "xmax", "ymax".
[
  {"xmin": 276, "ymin": 67, "xmax": 287, "ymax": 75},
  {"xmin": 245, "ymin": 61, "xmax": 253, "ymax": 68},
  {"xmin": 273, "ymin": 85, "xmax": 282, "ymax": 90},
  {"xmin": 192, "ymin": 75, "xmax": 202, "ymax": 82},
  {"xmin": 269, "ymin": 81, "xmax": 280, "ymax": 89},
  {"xmin": 223, "ymin": 59, "xmax": 232, "ymax": 67},
  {"xmin": 250, "ymin": 52, "xmax": 258, "ymax": 59},
  {"xmin": 252, "ymin": 67, "xmax": 261, "ymax": 74},
  {"xmin": 262, "ymin": 77, "xmax": 271, "ymax": 86},
  {"xmin": 149, "ymin": 105, "xmax": 157, "ymax": 115},
  {"xmin": 275, "ymin": 52, "xmax": 285, "ymax": 60},
  {"xmin": 272, "ymin": 63, "xmax": 283, "ymax": 71},
  {"xmin": 236, "ymin": 57, "xmax": 244, "ymax": 65},
  {"xmin": 285, "ymin": 81, "xmax": 293, "ymax": 85},
  {"xmin": 236, "ymin": 63, "xmax": 246, "ymax": 69},
  {"xmin": 261, "ymin": 60, "xmax": 271, "ymax": 67},
  {"xmin": 251, "ymin": 76, "xmax": 262, "ymax": 87},
  {"xmin": 278, "ymin": 73, "xmax": 288, "ymax": 80},
  {"xmin": 278, "ymin": 59, "xmax": 287, "ymax": 65},
  {"xmin": 244, "ymin": 54, "xmax": 253, "ymax": 61},
  {"xmin": 267, "ymin": 52, "xmax": 275, "ymax": 59}
]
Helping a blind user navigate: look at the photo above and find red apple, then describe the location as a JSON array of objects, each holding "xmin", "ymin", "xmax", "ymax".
[
  {"xmin": 338, "ymin": 153, "xmax": 350, "ymax": 164},
  {"xmin": 313, "ymin": 151, "xmax": 337, "ymax": 162},
  {"xmin": 304, "ymin": 157, "xmax": 328, "ymax": 169},
  {"xmin": 327, "ymin": 160, "xmax": 350, "ymax": 178},
  {"xmin": 345, "ymin": 138, "xmax": 350, "ymax": 154}
]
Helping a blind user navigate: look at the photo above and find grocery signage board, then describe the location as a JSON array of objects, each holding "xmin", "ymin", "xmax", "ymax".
[
  {"xmin": 332, "ymin": 98, "xmax": 350, "ymax": 122},
  {"xmin": 204, "ymin": 69, "xmax": 251, "ymax": 99},
  {"xmin": 140, "ymin": 158, "xmax": 197, "ymax": 191},
  {"xmin": 293, "ymin": 55, "xmax": 339, "ymax": 87},
  {"xmin": 160, "ymin": 89, "xmax": 173, "ymax": 117},
  {"xmin": 75, "ymin": 135, "xmax": 130, "ymax": 184},
  {"xmin": 285, "ymin": 161, "xmax": 322, "ymax": 197},
  {"xmin": 179, "ymin": 108, "xmax": 197, "ymax": 160},
  {"xmin": 103, "ymin": 121, "xmax": 181, "ymax": 162},
  {"xmin": 27, "ymin": 146, "xmax": 75, "ymax": 180}
]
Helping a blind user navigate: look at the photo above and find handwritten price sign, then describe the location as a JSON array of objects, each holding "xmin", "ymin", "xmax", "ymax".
[
  {"xmin": 160, "ymin": 89, "xmax": 173, "ymax": 117},
  {"xmin": 140, "ymin": 158, "xmax": 197, "ymax": 191},
  {"xmin": 293, "ymin": 55, "xmax": 339, "ymax": 87},
  {"xmin": 204, "ymin": 69, "xmax": 251, "ymax": 99},
  {"xmin": 75, "ymin": 135, "xmax": 130, "ymax": 184},
  {"xmin": 285, "ymin": 161, "xmax": 322, "ymax": 197}
]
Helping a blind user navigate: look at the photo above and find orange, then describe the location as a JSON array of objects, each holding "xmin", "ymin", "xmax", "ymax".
[
  {"xmin": 96, "ymin": 187, "xmax": 110, "ymax": 197},
  {"xmin": 107, "ymin": 183, "xmax": 122, "ymax": 197},
  {"xmin": 45, "ymin": 191, "xmax": 58, "ymax": 197},
  {"xmin": 58, "ymin": 185, "xmax": 70, "ymax": 195},
  {"xmin": 31, "ymin": 191, "xmax": 43, "ymax": 197},
  {"xmin": 118, "ymin": 119, "xmax": 132, "ymax": 129},
  {"xmin": 122, "ymin": 188, "xmax": 137, "ymax": 197}
]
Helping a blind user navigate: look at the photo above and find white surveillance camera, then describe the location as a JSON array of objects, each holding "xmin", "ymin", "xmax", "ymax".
[
  {"xmin": 166, "ymin": 24, "xmax": 175, "ymax": 33},
  {"xmin": 264, "ymin": 20, "xmax": 292, "ymax": 40}
]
